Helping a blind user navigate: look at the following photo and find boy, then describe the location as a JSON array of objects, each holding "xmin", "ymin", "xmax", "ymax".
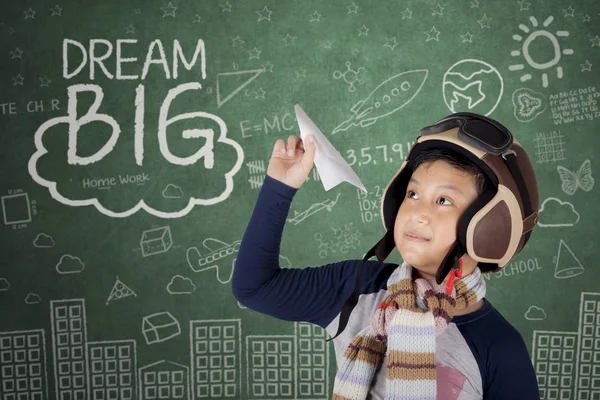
[{"xmin": 233, "ymin": 112, "xmax": 541, "ymax": 399}]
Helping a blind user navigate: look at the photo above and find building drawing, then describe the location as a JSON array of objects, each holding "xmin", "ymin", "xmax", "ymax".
[
  {"xmin": 1, "ymin": 300, "xmax": 332, "ymax": 399},
  {"xmin": 88, "ymin": 340, "xmax": 137, "ymax": 400},
  {"xmin": 50, "ymin": 299, "xmax": 89, "ymax": 400},
  {"xmin": 0, "ymin": 329, "xmax": 49, "ymax": 400},
  {"xmin": 532, "ymin": 292, "xmax": 600, "ymax": 400}
]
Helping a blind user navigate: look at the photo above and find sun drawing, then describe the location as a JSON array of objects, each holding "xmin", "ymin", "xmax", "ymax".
[{"xmin": 508, "ymin": 16, "xmax": 573, "ymax": 88}]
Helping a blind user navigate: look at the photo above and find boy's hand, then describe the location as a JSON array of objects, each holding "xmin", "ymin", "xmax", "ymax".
[{"xmin": 266, "ymin": 134, "xmax": 316, "ymax": 189}]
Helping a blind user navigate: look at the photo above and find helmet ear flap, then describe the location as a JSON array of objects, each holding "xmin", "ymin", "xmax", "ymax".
[
  {"xmin": 458, "ymin": 188, "xmax": 496, "ymax": 249},
  {"xmin": 462, "ymin": 186, "xmax": 524, "ymax": 268}
]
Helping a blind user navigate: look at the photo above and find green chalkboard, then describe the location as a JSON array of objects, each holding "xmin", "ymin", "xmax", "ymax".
[{"xmin": 1, "ymin": 0, "xmax": 599, "ymax": 399}]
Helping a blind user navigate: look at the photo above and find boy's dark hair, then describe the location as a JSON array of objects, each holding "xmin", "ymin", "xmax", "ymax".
[{"xmin": 408, "ymin": 148, "xmax": 493, "ymax": 196}]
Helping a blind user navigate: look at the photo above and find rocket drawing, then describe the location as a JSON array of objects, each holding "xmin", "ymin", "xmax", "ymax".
[{"xmin": 332, "ymin": 69, "xmax": 429, "ymax": 134}]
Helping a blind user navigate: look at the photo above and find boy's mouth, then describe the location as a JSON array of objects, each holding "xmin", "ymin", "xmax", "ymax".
[{"xmin": 405, "ymin": 231, "xmax": 430, "ymax": 242}]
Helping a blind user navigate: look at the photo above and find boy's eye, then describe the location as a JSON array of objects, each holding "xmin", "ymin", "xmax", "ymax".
[{"xmin": 406, "ymin": 190, "xmax": 453, "ymax": 205}]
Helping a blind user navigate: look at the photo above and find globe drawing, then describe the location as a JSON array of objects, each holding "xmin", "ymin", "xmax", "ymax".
[{"xmin": 442, "ymin": 59, "xmax": 504, "ymax": 116}]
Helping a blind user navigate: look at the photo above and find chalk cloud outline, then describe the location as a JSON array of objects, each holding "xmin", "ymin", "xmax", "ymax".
[{"xmin": 28, "ymin": 83, "xmax": 244, "ymax": 218}]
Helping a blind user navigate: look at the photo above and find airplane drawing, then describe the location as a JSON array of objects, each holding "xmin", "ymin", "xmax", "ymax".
[
  {"xmin": 286, "ymin": 193, "xmax": 341, "ymax": 225},
  {"xmin": 186, "ymin": 238, "xmax": 241, "ymax": 284}
]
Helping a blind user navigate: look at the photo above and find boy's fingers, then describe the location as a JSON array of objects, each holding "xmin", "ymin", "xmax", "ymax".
[
  {"xmin": 273, "ymin": 138, "xmax": 286, "ymax": 155},
  {"xmin": 286, "ymin": 135, "xmax": 297, "ymax": 156},
  {"xmin": 301, "ymin": 135, "xmax": 316, "ymax": 171},
  {"xmin": 274, "ymin": 136, "xmax": 307, "ymax": 157}
]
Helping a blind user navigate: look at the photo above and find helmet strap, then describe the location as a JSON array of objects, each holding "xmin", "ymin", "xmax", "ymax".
[{"xmin": 435, "ymin": 241, "xmax": 466, "ymax": 285}]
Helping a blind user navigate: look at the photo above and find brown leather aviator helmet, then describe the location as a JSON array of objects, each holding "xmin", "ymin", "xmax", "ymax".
[{"xmin": 327, "ymin": 111, "xmax": 540, "ymax": 342}]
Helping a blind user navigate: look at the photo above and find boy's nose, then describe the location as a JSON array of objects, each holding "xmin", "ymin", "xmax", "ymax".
[
  {"xmin": 409, "ymin": 209, "xmax": 431, "ymax": 223},
  {"xmin": 408, "ymin": 202, "xmax": 434, "ymax": 223}
]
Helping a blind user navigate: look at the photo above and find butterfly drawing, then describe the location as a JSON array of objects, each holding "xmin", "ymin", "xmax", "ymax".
[{"xmin": 557, "ymin": 159, "xmax": 594, "ymax": 195}]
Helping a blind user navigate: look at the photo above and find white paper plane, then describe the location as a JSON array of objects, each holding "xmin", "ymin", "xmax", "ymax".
[{"xmin": 295, "ymin": 104, "xmax": 367, "ymax": 192}]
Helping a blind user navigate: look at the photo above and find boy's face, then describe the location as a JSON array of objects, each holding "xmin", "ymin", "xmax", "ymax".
[{"xmin": 393, "ymin": 160, "xmax": 480, "ymax": 281}]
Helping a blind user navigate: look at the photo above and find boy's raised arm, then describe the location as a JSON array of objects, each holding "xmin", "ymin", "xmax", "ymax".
[
  {"xmin": 232, "ymin": 174, "xmax": 356, "ymax": 328},
  {"xmin": 232, "ymin": 135, "xmax": 394, "ymax": 329}
]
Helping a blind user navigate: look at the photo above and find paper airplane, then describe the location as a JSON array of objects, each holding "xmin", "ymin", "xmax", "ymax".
[{"xmin": 295, "ymin": 104, "xmax": 366, "ymax": 192}]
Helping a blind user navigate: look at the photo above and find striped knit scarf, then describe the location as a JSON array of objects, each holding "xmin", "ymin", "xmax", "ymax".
[{"xmin": 332, "ymin": 261, "xmax": 486, "ymax": 400}]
